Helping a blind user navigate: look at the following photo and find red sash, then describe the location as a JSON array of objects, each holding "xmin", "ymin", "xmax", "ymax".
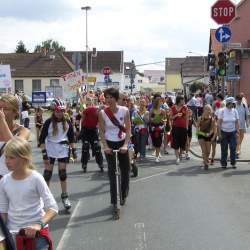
[{"xmin": 104, "ymin": 107, "xmax": 126, "ymax": 139}]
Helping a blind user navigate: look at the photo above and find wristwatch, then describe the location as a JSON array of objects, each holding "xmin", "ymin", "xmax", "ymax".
[{"xmin": 37, "ymin": 220, "xmax": 46, "ymax": 228}]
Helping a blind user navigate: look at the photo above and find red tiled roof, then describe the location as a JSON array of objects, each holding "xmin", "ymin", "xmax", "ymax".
[
  {"xmin": 0, "ymin": 53, "xmax": 74, "ymax": 77},
  {"xmin": 64, "ymin": 51, "xmax": 123, "ymax": 73}
]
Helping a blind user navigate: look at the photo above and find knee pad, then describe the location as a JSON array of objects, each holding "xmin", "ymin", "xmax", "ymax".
[
  {"xmin": 93, "ymin": 141, "xmax": 101, "ymax": 153},
  {"xmin": 82, "ymin": 141, "xmax": 89, "ymax": 152},
  {"xmin": 43, "ymin": 170, "xmax": 53, "ymax": 182},
  {"xmin": 59, "ymin": 169, "xmax": 67, "ymax": 181}
]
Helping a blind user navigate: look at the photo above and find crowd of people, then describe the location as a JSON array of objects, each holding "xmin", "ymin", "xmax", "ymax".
[{"xmin": 0, "ymin": 88, "xmax": 248, "ymax": 248}]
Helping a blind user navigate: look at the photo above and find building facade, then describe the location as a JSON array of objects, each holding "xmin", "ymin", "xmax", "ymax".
[{"xmin": 228, "ymin": 0, "xmax": 250, "ymax": 100}]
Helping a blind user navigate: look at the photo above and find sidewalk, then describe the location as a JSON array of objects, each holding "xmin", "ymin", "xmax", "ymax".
[{"xmin": 190, "ymin": 128, "xmax": 250, "ymax": 161}]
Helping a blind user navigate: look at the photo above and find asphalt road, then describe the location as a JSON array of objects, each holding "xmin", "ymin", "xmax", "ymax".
[
  {"xmin": 25, "ymin": 113, "xmax": 250, "ymax": 250},
  {"xmin": 30, "ymin": 136, "xmax": 250, "ymax": 250}
]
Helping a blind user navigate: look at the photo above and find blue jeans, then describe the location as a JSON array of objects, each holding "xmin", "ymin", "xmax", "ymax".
[
  {"xmin": 135, "ymin": 132, "xmax": 147, "ymax": 157},
  {"xmin": 220, "ymin": 130, "xmax": 237, "ymax": 166}
]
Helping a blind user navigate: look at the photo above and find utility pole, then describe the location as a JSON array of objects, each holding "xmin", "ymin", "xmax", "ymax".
[
  {"xmin": 81, "ymin": 6, "xmax": 91, "ymax": 92},
  {"xmin": 129, "ymin": 60, "xmax": 136, "ymax": 94}
]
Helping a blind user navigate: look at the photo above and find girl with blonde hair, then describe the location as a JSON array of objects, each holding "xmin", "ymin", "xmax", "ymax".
[
  {"xmin": 0, "ymin": 94, "xmax": 30, "ymax": 178},
  {"xmin": 0, "ymin": 137, "xmax": 58, "ymax": 249}
]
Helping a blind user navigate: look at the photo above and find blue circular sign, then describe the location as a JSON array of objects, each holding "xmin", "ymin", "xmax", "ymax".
[{"xmin": 215, "ymin": 26, "xmax": 232, "ymax": 43}]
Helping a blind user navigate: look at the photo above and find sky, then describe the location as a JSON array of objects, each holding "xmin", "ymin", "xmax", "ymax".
[{"xmin": 0, "ymin": 0, "xmax": 241, "ymax": 70}]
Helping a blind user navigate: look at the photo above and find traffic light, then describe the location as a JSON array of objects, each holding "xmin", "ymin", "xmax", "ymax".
[
  {"xmin": 217, "ymin": 52, "xmax": 227, "ymax": 76},
  {"xmin": 235, "ymin": 64, "xmax": 240, "ymax": 75},
  {"xmin": 208, "ymin": 52, "xmax": 216, "ymax": 67}
]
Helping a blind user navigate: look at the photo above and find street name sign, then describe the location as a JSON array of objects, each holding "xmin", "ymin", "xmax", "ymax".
[{"xmin": 32, "ymin": 91, "xmax": 46, "ymax": 103}]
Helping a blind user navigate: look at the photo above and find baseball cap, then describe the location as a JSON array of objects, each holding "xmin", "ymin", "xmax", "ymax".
[{"xmin": 225, "ymin": 96, "xmax": 236, "ymax": 104}]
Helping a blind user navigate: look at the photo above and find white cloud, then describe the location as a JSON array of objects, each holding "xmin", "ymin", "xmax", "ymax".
[{"xmin": 0, "ymin": 0, "xmax": 241, "ymax": 70}]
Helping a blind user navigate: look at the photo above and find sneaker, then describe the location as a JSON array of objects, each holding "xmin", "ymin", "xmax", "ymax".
[
  {"xmin": 236, "ymin": 153, "xmax": 239, "ymax": 159},
  {"xmin": 164, "ymin": 149, "xmax": 169, "ymax": 155},
  {"xmin": 185, "ymin": 153, "xmax": 190, "ymax": 160},
  {"xmin": 221, "ymin": 165, "xmax": 227, "ymax": 169},
  {"xmin": 82, "ymin": 164, "xmax": 87, "ymax": 173},
  {"xmin": 155, "ymin": 157, "xmax": 160, "ymax": 163},
  {"xmin": 176, "ymin": 158, "xmax": 180, "ymax": 165},
  {"xmin": 204, "ymin": 164, "xmax": 209, "ymax": 170},
  {"xmin": 159, "ymin": 153, "xmax": 162, "ymax": 158},
  {"xmin": 231, "ymin": 165, "xmax": 237, "ymax": 169},
  {"xmin": 210, "ymin": 159, "xmax": 214, "ymax": 165},
  {"xmin": 99, "ymin": 165, "xmax": 104, "ymax": 173},
  {"xmin": 113, "ymin": 206, "xmax": 120, "ymax": 220},
  {"xmin": 120, "ymin": 197, "xmax": 126, "ymax": 206},
  {"xmin": 151, "ymin": 151, "xmax": 156, "ymax": 156},
  {"xmin": 61, "ymin": 193, "xmax": 71, "ymax": 210}
]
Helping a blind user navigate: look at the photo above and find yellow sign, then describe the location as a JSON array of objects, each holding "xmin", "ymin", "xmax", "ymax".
[{"xmin": 87, "ymin": 76, "xmax": 97, "ymax": 82}]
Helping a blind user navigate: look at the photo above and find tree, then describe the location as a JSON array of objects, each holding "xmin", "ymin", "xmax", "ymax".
[
  {"xmin": 34, "ymin": 39, "xmax": 65, "ymax": 53},
  {"xmin": 15, "ymin": 41, "xmax": 29, "ymax": 53},
  {"xmin": 189, "ymin": 81, "xmax": 204, "ymax": 94}
]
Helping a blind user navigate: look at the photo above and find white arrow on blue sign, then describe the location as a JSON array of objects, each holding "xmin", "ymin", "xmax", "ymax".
[{"xmin": 215, "ymin": 26, "xmax": 232, "ymax": 43}]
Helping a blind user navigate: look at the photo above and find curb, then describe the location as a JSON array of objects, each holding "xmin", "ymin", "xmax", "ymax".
[{"xmin": 189, "ymin": 148, "xmax": 250, "ymax": 163}]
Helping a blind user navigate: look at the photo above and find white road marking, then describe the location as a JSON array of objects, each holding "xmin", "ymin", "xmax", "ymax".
[
  {"xmin": 135, "ymin": 223, "xmax": 147, "ymax": 250},
  {"xmin": 56, "ymin": 200, "xmax": 82, "ymax": 250},
  {"xmin": 131, "ymin": 170, "xmax": 170, "ymax": 183}
]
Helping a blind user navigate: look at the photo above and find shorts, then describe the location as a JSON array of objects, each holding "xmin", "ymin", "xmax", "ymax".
[
  {"xmin": 49, "ymin": 157, "xmax": 69, "ymax": 165},
  {"xmin": 171, "ymin": 127, "xmax": 187, "ymax": 150},
  {"xmin": 198, "ymin": 134, "xmax": 213, "ymax": 142}
]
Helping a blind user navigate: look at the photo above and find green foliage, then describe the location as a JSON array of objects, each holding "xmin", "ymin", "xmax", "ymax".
[
  {"xmin": 189, "ymin": 81, "xmax": 204, "ymax": 93},
  {"xmin": 15, "ymin": 41, "xmax": 29, "ymax": 53},
  {"xmin": 34, "ymin": 39, "xmax": 65, "ymax": 53}
]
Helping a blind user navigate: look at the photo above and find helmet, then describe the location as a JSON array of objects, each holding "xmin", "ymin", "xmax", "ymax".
[{"xmin": 51, "ymin": 98, "xmax": 66, "ymax": 111}]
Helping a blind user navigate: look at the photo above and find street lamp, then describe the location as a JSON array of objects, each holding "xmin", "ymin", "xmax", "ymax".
[
  {"xmin": 188, "ymin": 51, "xmax": 206, "ymax": 84},
  {"xmin": 81, "ymin": 6, "xmax": 91, "ymax": 91},
  {"xmin": 180, "ymin": 57, "xmax": 189, "ymax": 99}
]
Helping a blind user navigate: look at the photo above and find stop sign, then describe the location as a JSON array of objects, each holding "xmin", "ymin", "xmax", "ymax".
[
  {"xmin": 103, "ymin": 66, "xmax": 112, "ymax": 75},
  {"xmin": 211, "ymin": 0, "xmax": 236, "ymax": 24}
]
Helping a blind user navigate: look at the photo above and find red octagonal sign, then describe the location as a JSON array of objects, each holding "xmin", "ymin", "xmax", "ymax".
[
  {"xmin": 211, "ymin": 0, "xmax": 236, "ymax": 24},
  {"xmin": 103, "ymin": 66, "xmax": 112, "ymax": 75}
]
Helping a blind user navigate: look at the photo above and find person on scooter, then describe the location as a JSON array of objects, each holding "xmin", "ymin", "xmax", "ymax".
[{"xmin": 98, "ymin": 88, "xmax": 131, "ymax": 219}]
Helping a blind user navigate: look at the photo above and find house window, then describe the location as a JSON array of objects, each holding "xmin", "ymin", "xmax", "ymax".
[
  {"xmin": 14, "ymin": 80, "xmax": 24, "ymax": 92},
  {"xmin": 32, "ymin": 79, "xmax": 41, "ymax": 92},
  {"xmin": 50, "ymin": 79, "xmax": 59, "ymax": 86},
  {"xmin": 138, "ymin": 80, "xmax": 142, "ymax": 83}
]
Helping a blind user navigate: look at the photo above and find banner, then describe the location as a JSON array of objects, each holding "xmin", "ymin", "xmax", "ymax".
[
  {"xmin": 60, "ymin": 69, "xmax": 84, "ymax": 97},
  {"xmin": 0, "ymin": 65, "xmax": 12, "ymax": 89}
]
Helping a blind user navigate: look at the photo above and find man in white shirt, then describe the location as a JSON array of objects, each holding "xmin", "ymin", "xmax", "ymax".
[{"xmin": 217, "ymin": 97, "xmax": 240, "ymax": 168}]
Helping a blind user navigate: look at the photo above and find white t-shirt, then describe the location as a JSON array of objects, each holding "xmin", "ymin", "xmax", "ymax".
[
  {"xmin": 0, "ymin": 141, "xmax": 9, "ymax": 176},
  {"xmin": 101, "ymin": 106, "xmax": 128, "ymax": 142},
  {"xmin": 45, "ymin": 121, "xmax": 69, "ymax": 158},
  {"xmin": 218, "ymin": 107, "xmax": 239, "ymax": 132},
  {"xmin": 0, "ymin": 170, "xmax": 58, "ymax": 232}
]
